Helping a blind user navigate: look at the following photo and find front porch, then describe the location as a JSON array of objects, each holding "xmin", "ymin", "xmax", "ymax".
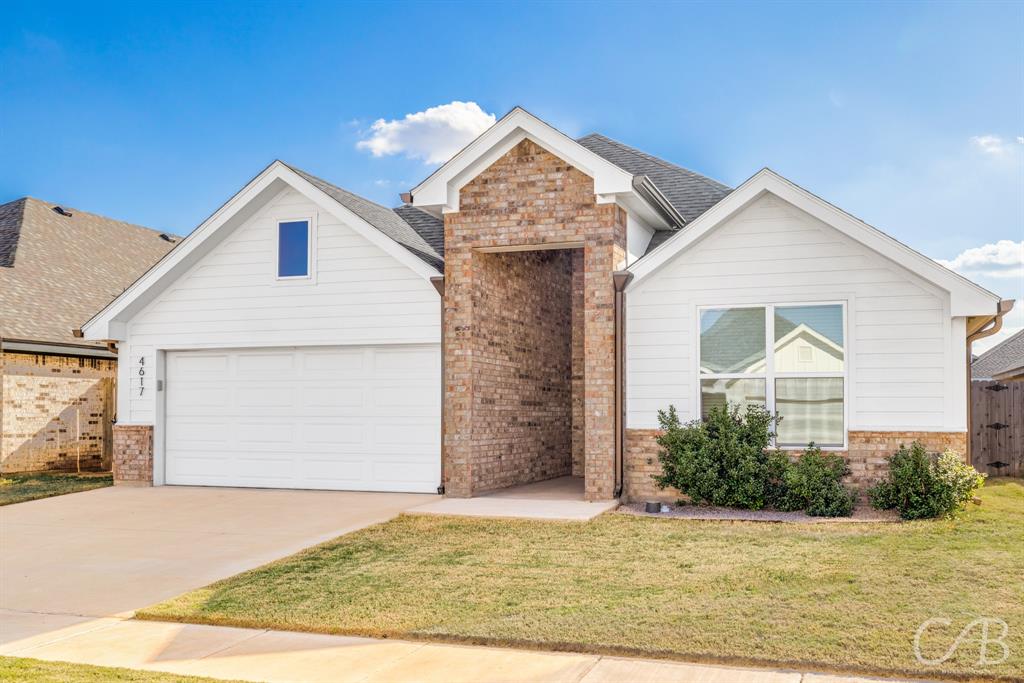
[{"xmin": 410, "ymin": 476, "xmax": 618, "ymax": 521}]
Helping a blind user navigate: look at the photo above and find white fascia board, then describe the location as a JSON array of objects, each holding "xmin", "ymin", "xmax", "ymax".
[
  {"xmin": 81, "ymin": 161, "xmax": 287, "ymax": 341},
  {"xmin": 411, "ymin": 107, "xmax": 634, "ymax": 212},
  {"xmin": 627, "ymin": 168, "xmax": 1002, "ymax": 316},
  {"xmin": 82, "ymin": 161, "xmax": 439, "ymax": 341}
]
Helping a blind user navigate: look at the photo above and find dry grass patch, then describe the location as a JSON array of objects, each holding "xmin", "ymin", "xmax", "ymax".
[
  {"xmin": 0, "ymin": 472, "xmax": 112, "ymax": 506},
  {"xmin": 142, "ymin": 479, "xmax": 1024, "ymax": 680},
  {"xmin": 0, "ymin": 656, "xmax": 239, "ymax": 682}
]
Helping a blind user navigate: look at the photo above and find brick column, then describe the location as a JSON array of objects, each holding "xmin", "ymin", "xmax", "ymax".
[
  {"xmin": 582, "ymin": 206, "xmax": 626, "ymax": 500},
  {"xmin": 112, "ymin": 424, "xmax": 153, "ymax": 485}
]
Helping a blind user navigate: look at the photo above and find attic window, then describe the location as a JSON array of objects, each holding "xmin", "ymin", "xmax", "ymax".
[
  {"xmin": 277, "ymin": 219, "xmax": 311, "ymax": 278},
  {"xmin": 52, "ymin": 206, "xmax": 73, "ymax": 217}
]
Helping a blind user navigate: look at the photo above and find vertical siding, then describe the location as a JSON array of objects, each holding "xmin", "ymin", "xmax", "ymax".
[
  {"xmin": 626, "ymin": 193, "xmax": 960, "ymax": 432},
  {"xmin": 122, "ymin": 188, "xmax": 440, "ymax": 424}
]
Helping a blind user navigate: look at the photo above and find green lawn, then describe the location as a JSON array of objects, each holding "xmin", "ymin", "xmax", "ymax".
[
  {"xmin": 0, "ymin": 657, "xmax": 238, "ymax": 682},
  {"xmin": 141, "ymin": 479, "xmax": 1024, "ymax": 680},
  {"xmin": 0, "ymin": 472, "xmax": 112, "ymax": 506}
]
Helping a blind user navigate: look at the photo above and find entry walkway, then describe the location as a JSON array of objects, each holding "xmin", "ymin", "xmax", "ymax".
[
  {"xmin": 409, "ymin": 476, "xmax": 619, "ymax": 521},
  {"xmin": 0, "ymin": 611, "xmax": 906, "ymax": 683}
]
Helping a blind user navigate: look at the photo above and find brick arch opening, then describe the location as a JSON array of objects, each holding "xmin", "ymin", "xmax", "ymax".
[{"xmin": 441, "ymin": 139, "xmax": 626, "ymax": 501}]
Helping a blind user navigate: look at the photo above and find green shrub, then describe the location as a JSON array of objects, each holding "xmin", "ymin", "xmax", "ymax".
[
  {"xmin": 780, "ymin": 444, "xmax": 856, "ymax": 517},
  {"xmin": 868, "ymin": 442, "xmax": 985, "ymax": 519},
  {"xmin": 655, "ymin": 403, "xmax": 787, "ymax": 510}
]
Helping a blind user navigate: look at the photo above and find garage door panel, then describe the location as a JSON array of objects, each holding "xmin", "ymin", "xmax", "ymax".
[
  {"xmin": 374, "ymin": 421, "xmax": 438, "ymax": 446},
  {"xmin": 172, "ymin": 353, "xmax": 230, "ymax": 376},
  {"xmin": 301, "ymin": 386, "xmax": 364, "ymax": 410},
  {"xmin": 166, "ymin": 420, "xmax": 233, "ymax": 446},
  {"xmin": 373, "ymin": 348, "xmax": 440, "ymax": 377},
  {"xmin": 301, "ymin": 349, "xmax": 366, "ymax": 376},
  {"xmin": 302, "ymin": 421, "xmax": 365, "ymax": 446},
  {"xmin": 165, "ymin": 345, "xmax": 440, "ymax": 492},
  {"xmin": 238, "ymin": 386, "xmax": 296, "ymax": 410},
  {"xmin": 299, "ymin": 457, "xmax": 368, "ymax": 484},
  {"xmin": 237, "ymin": 351, "xmax": 295, "ymax": 375}
]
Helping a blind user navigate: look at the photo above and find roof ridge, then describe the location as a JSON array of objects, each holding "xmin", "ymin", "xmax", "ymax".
[
  {"xmin": 578, "ymin": 133, "xmax": 731, "ymax": 192},
  {"xmin": 21, "ymin": 196, "xmax": 172, "ymax": 239}
]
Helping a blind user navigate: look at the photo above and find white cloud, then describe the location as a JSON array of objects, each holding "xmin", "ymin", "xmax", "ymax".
[
  {"xmin": 356, "ymin": 101, "xmax": 497, "ymax": 164},
  {"xmin": 970, "ymin": 134, "xmax": 1017, "ymax": 156},
  {"xmin": 937, "ymin": 240, "xmax": 1024, "ymax": 279}
]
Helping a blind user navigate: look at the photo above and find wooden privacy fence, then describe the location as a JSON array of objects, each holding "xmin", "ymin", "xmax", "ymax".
[{"xmin": 970, "ymin": 380, "xmax": 1023, "ymax": 477}]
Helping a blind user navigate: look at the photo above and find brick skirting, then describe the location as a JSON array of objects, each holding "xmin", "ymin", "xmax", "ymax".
[
  {"xmin": 112, "ymin": 424, "xmax": 154, "ymax": 485},
  {"xmin": 623, "ymin": 428, "xmax": 969, "ymax": 503}
]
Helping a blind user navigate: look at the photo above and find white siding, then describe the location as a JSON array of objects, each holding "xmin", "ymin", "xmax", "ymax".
[
  {"xmin": 118, "ymin": 188, "xmax": 440, "ymax": 423},
  {"xmin": 625, "ymin": 213, "xmax": 655, "ymax": 267},
  {"xmin": 626, "ymin": 193, "xmax": 965, "ymax": 433}
]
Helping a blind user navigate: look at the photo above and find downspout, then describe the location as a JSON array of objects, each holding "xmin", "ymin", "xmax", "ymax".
[
  {"xmin": 612, "ymin": 271, "xmax": 634, "ymax": 498},
  {"xmin": 430, "ymin": 275, "xmax": 446, "ymax": 495},
  {"xmin": 964, "ymin": 299, "xmax": 1015, "ymax": 464}
]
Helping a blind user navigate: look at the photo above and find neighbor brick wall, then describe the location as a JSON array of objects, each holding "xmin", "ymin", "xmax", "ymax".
[
  {"xmin": 443, "ymin": 138, "xmax": 626, "ymax": 500},
  {"xmin": 622, "ymin": 428, "xmax": 969, "ymax": 502},
  {"xmin": 1, "ymin": 351, "xmax": 115, "ymax": 473},
  {"xmin": 112, "ymin": 424, "xmax": 153, "ymax": 485},
  {"xmin": 468, "ymin": 249, "xmax": 574, "ymax": 492}
]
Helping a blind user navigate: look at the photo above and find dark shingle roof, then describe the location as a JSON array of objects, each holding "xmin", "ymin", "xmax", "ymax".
[
  {"xmin": 577, "ymin": 133, "xmax": 732, "ymax": 223},
  {"xmin": 0, "ymin": 197, "xmax": 175, "ymax": 348},
  {"xmin": 288, "ymin": 133, "xmax": 729, "ymax": 268},
  {"xmin": 972, "ymin": 329, "xmax": 1024, "ymax": 380},
  {"xmin": 285, "ymin": 164, "xmax": 443, "ymax": 270}
]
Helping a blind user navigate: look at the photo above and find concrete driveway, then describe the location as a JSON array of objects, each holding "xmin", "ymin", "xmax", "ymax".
[{"xmin": 0, "ymin": 485, "xmax": 433, "ymax": 618}]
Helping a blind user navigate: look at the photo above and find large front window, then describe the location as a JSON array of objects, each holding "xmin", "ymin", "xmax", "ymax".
[{"xmin": 699, "ymin": 303, "xmax": 846, "ymax": 447}]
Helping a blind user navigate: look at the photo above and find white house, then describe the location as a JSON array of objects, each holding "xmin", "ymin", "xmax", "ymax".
[{"xmin": 81, "ymin": 108, "xmax": 1012, "ymax": 501}]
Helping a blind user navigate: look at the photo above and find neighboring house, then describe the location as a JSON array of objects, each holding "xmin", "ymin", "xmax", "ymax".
[
  {"xmin": 0, "ymin": 198, "xmax": 174, "ymax": 473},
  {"xmin": 972, "ymin": 330, "xmax": 1024, "ymax": 381},
  {"xmin": 80, "ymin": 108, "xmax": 1013, "ymax": 500}
]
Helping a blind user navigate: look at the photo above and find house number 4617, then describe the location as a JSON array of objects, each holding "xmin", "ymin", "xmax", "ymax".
[{"xmin": 138, "ymin": 357, "xmax": 145, "ymax": 396}]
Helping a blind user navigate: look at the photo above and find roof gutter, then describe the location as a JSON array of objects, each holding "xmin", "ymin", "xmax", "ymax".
[
  {"xmin": 3, "ymin": 336, "xmax": 117, "ymax": 359},
  {"xmin": 631, "ymin": 175, "xmax": 686, "ymax": 231},
  {"xmin": 965, "ymin": 299, "xmax": 1015, "ymax": 464}
]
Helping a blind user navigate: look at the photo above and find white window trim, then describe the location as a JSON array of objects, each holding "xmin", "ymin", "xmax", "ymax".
[
  {"xmin": 275, "ymin": 215, "xmax": 316, "ymax": 282},
  {"xmin": 695, "ymin": 301, "xmax": 849, "ymax": 450}
]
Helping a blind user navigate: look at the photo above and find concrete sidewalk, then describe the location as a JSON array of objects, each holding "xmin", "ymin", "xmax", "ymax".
[{"xmin": 0, "ymin": 610, "xmax": 915, "ymax": 683}]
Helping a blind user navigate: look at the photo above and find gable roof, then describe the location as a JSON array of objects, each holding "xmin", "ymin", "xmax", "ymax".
[
  {"xmin": 626, "ymin": 168, "xmax": 1003, "ymax": 316},
  {"xmin": 284, "ymin": 164, "xmax": 444, "ymax": 268},
  {"xmin": 0, "ymin": 197, "xmax": 174, "ymax": 348},
  {"xmin": 81, "ymin": 160, "xmax": 443, "ymax": 341},
  {"xmin": 577, "ymin": 133, "xmax": 731, "ymax": 223},
  {"xmin": 972, "ymin": 329, "xmax": 1024, "ymax": 380}
]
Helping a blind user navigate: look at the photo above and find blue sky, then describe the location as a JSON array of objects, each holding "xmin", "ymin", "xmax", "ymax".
[{"xmin": 2, "ymin": 1, "xmax": 1021, "ymax": 347}]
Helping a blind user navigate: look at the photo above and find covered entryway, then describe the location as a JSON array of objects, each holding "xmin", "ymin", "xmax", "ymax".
[{"xmin": 164, "ymin": 345, "xmax": 440, "ymax": 492}]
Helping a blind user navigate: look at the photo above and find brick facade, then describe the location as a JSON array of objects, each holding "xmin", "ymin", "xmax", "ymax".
[
  {"xmin": 622, "ymin": 428, "xmax": 969, "ymax": 503},
  {"xmin": 843, "ymin": 431, "xmax": 968, "ymax": 487},
  {"xmin": 0, "ymin": 351, "xmax": 115, "ymax": 473},
  {"xmin": 467, "ymin": 248, "xmax": 575, "ymax": 491},
  {"xmin": 112, "ymin": 424, "xmax": 154, "ymax": 485},
  {"xmin": 443, "ymin": 139, "xmax": 626, "ymax": 500}
]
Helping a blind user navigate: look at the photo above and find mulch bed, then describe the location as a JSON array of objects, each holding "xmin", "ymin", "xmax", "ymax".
[{"xmin": 618, "ymin": 501, "xmax": 899, "ymax": 523}]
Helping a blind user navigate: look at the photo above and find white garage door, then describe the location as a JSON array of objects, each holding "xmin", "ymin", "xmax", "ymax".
[{"xmin": 164, "ymin": 345, "xmax": 441, "ymax": 493}]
